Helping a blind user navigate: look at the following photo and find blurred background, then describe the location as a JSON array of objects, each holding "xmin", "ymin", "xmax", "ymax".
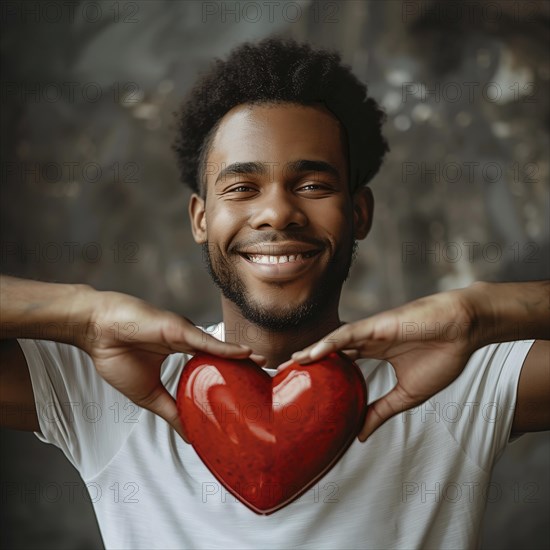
[{"xmin": 1, "ymin": 0, "xmax": 549, "ymax": 548}]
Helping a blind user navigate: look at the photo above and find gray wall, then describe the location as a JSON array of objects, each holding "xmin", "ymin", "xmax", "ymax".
[{"xmin": 1, "ymin": 1, "xmax": 549, "ymax": 548}]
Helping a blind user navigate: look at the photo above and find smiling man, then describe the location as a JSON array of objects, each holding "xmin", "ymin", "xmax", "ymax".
[{"xmin": 1, "ymin": 37, "xmax": 549, "ymax": 549}]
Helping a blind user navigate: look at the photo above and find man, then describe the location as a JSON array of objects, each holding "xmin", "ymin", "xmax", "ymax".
[{"xmin": 1, "ymin": 37, "xmax": 548, "ymax": 549}]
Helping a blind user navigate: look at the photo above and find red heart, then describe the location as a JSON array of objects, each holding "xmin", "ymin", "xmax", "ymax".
[{"xmin": 176, "ymin": 352, "xmax": 367, "ymax": 515}]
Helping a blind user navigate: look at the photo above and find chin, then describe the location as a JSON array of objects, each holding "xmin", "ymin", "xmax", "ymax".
[{"xmin": 235, "ymin": 293, "xmax": 328, "ymax": 332}]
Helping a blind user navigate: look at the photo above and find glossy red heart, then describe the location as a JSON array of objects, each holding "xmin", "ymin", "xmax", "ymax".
[{"xmin": 176, "ymin": 351, "xmax": 367, "ymax": 515}]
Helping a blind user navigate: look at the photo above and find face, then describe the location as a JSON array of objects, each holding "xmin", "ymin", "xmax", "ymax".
[{"xmin": 189, "ymin": 102, "xmax": 373, "ymax": 331}]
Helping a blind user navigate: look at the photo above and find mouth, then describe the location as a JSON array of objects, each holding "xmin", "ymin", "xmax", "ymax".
[
  {"xmin": 239, "ymin": 250, "xmax": 321, "ymax": 265},
  {"xmin": 237, "ymin": 249, "xmax": 322, "ymax": 280}
]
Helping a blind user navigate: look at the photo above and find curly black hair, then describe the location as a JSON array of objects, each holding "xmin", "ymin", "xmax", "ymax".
[{"xmin": 173, "ymin": 36, "xmax": 389, "ymax": 195}]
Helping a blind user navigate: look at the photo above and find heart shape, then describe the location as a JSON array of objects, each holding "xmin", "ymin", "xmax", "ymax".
[{"xmin": 176, "ymin": 351, "xmax": 367, "ymax": 515}]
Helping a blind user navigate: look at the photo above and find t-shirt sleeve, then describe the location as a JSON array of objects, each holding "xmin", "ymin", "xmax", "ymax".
[
  {"xmin": 16, "ymin": 338, "xmax": 145, "ymax": 481},
  {"xmin": 432, "ymin": 340, "xmax": 535, "ymax": 471}
]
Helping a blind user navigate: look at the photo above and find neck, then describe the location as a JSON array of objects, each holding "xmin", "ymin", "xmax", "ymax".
[{"xmin": 220, "ymin": 299, "xmax": 343, "ymax": 370}]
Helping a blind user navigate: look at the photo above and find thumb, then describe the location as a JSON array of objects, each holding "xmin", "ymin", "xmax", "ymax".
[
  {"xmin": 358, "ymin": 387, "xmax": 418, "ymax": 442},
  {"xmin": 139, "ymin": 385, "xmax": 190, "ymax": 444}
]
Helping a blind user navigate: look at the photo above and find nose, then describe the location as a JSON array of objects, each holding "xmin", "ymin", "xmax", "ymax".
[{"xmin": 248, "ymin": 185, "xmax": 308, "ymax": 230}]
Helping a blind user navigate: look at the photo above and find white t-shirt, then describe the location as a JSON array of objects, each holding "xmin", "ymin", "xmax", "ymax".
[{"xmin": 17, "ymin": 323, "xmax": 534, "ymax": 550}]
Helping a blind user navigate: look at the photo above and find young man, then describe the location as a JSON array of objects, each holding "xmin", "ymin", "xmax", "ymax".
[{"xmin": 1, "ymin": 37, "xmax": 548, "ymax": 549}]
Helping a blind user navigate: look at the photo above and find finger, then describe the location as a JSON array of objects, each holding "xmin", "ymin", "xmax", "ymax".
[
  {"xmin": 358, "ymin": 387, "xmax": 417, "ymax": 442},
  {"xmin": 129, "ymin": 315, "xmax": 254, "ymax": 359},
  {"xmin": 279, "ymin": 349, "xmax": 359, "ymax": 371},
  {"xmin": 169, "ymin": 415, "xmax": 189, "ymax": 445},
  {"xmin": 139, "ymin": 335, "xmax": 252, "ymax": 359},
  {"xmin": 291, "ymin": 325, "xmax": 357, "ymax": 363},
  {"xmin": 250, "ymin": 353, "xmax": 267, "ymax": 366},
  {"xmin": 173, "ymin": 323, "xmax": 252, "ymax": 358},
  {"xmin": 138, "ymin": 385, "xmax": 190, "ymax": 444}
]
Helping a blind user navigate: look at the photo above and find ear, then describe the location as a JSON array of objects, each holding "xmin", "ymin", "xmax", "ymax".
[
  {"xmin": 188, "ymin": 193, "xmax": 207, "ymax": 244},
  {"xmin": 352, "ymin": 186, "xmax": 374, "ymax": 240}
]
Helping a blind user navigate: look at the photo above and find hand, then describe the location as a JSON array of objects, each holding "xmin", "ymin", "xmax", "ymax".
[
  {"xmin": 288, "ymin": 288, "xmax": 480, "ymax": 441},
  {"xmin": 81, "ymin": 291, "xmax": 264, "ymax": 443}
]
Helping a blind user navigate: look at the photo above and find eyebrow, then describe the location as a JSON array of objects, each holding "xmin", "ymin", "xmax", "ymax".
[{"xmin": 214, "ymin": 159, "xmax": 340, "ymax": 185}]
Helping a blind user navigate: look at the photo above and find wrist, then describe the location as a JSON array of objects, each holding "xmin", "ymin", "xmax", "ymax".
[
  {"xmin": 64, "ymin": 283, "xmax": 100, "ymax": 349},
  {"xmin": 460, "ymin": 280, "xmax": 549, "ymax": 346},
  {"xmin": 458, "ymin": 281, "xmax": 496, "ymax": 349},
  {"xmin": 0, "ymin": 276, "xmax": 99, "ymax": 348}
]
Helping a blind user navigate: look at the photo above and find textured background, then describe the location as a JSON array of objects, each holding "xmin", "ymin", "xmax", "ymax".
[{"xmin": 1, "ymin": 0, "xmax": 549, "ymax": 548}]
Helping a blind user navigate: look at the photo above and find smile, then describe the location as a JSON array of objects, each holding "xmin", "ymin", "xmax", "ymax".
[
  {"xmin": 238, "ymin": 250, "xmax": 322, "ymax": 280},
  {"xmin": 242, "ymin": 251, "xmax": 319, "ymax": 264}
]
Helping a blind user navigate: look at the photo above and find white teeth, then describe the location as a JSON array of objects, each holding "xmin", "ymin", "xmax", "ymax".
[{"xmin": 246, "ymin": 254, "xmax": 304, "ymax": 264}]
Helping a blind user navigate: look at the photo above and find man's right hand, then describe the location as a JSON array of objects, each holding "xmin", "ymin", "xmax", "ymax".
[
  {"xmin": 83, "ymin": 291, "xmax": 265, "ymax": 442},
  {"xmin": 0, "ymin": 276, "xmax": 263, "ymax": 442},
  {"xmin": 82, "ymin": 291, "xmax": 259, "ymax": 442}
]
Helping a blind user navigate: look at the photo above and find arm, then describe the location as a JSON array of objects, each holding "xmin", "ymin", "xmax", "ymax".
[
  {"xmin": 289, "ymin": 280, "xmax": 550, "ymax": 440},
  {"xmin": 0, "ymin": 277, "xmax": 94, "ymax": 432},
  {"xmin": 0, "ymin": 275, "xmax": 259, "ymax": 440},
  {"xmin": 466, "ymin": 281, "xmax": 549, "ymax": 434}
]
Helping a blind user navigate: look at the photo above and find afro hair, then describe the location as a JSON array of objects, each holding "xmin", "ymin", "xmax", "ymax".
[{"xmin": 173, "ymin": 36, "xmax": 389, "ymax": 195}]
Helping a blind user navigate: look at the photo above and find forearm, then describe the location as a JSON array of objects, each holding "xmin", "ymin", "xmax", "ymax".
[
  {"xmin": 0, "ymin": 274, "xmax": 97, "ymax": 347},
  {"xmin": 465, "ymin": 280, "xmax": 550, "ymax": 347}
]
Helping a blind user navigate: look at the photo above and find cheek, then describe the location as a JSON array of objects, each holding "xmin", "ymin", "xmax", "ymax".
[
  {"xmin": 310, "ymin": 203, "xmax": 353, "ymax": 240},
  {"xmin": 206, "ymin": 204, "xmax": 242, "ymax": 241}
]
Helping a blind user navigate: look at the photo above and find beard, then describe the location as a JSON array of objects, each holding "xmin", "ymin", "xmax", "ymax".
[{"xmin": 202, "ymin": 239, "xmax": 358, "ymax": 332}]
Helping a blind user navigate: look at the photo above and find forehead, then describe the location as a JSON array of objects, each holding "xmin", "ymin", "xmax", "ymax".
[{"xmin": 207, "ymin": 102, "xmax": 348, "ymax": 170}]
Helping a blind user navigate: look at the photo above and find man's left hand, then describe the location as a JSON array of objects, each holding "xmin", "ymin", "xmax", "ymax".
[{"xmin": 286, "ymin": 288, "xmax": 483, "ymax": 442}]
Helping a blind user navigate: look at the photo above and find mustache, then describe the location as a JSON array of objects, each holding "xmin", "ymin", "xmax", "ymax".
[{"xmin": 229, "ymin": 233, "xmax": 326, "ymax": 254}]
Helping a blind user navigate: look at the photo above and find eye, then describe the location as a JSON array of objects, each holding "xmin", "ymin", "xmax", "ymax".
[
  {"xmin": 300, "ymin": 183, "xmax": 321, "ymax": 190},
  {"xmin": 298, "ymin": 182, "xmax": 332, "ymax": 192},
  {"xmin": 228, "ymin": 184, "xmax": 256, "ymax": 193}
]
